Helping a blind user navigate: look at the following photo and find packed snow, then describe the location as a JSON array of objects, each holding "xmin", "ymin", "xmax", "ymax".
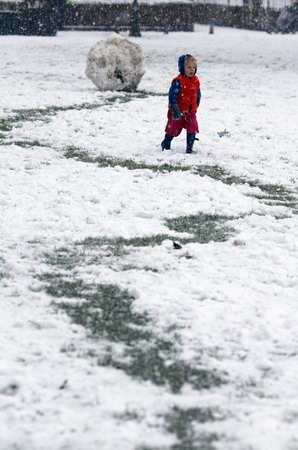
[
  {"xmin": 0, "ymin": 25, "xmax": 298, "ymax": 450},
  {"xmin": 85, "ymin": 33, "xmax": 145, "ymax": 91}
]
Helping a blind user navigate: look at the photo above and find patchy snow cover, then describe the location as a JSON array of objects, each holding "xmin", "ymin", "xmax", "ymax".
[
  {"xmin": 0, "ymin": 25, "xmax": 298, "ymax": 450},
  {"xmin": 85, "ymin": 33, "xmax": 145, "ymax": 91}
]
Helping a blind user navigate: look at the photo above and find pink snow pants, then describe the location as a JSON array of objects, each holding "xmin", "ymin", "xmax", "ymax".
[{"xmin": 165, "ymin": 109, "xmax": 199, "ymax": 137}]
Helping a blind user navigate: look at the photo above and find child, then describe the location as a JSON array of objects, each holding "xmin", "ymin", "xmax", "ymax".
[{"xmin": 161, "ymin": 54, "xmax": 201, "ymax": 154}]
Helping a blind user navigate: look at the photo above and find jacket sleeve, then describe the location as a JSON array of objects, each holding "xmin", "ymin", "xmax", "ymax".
[
  {"xmin": 168, "ymin": 80, "xmax": 181, "ymax": 104},
  {"xmin": 197, "ymin": 88, "xmax": 201, "ymax": 107}
]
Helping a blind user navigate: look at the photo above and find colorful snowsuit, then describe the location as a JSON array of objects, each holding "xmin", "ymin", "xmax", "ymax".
[
  {"xmin": 172, "ymin": 73, "xmax": 200, "ymax": 113},
  {"xmin": 165, "ymin": 55, "xmax": 201, "ymax": 138}
]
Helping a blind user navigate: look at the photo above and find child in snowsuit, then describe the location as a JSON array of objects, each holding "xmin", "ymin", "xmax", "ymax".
[{"xmin": 161, "ymin": 54, "xmax": 201, "ymax": 154}]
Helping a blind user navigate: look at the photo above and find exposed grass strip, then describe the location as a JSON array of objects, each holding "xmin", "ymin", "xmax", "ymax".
[
  {"xmin": 63, "ymin": 147, "xmax": 297, "ymax": 211},
  {"xmin": 64, "ymin": 147, "xmax": 191, "ymax": 173},
  {"xmin": 43, "ymin": 214, "xmax": 235, "ymax": 275},
  {"xmin": 42, "ymin": 277, "xmax": 151, "ymax": 344},
  {"xmin": 0, "ymin": 256, "xmax": 9, "ymax": 280},
  {"xmin": 165, "ymin": 406, "xmax": 224, "ymax": 450},
  {"xmin": 165, "ymin": 213, "xmax": 234, "ymax": 244},
  {"xmin": 38, "ymin": 211, "xmax": 231, "ymax": 393},
  {"xmin": 1, "ymin": 140, "xmax": 49, "ymax": 148},
  {"xmin": 0, "ymin": 92, "xmax": 166, "ymax": 134},
  {"xmin": 38, "ymin": 272, "xmax": 225, "ymax": 393}
]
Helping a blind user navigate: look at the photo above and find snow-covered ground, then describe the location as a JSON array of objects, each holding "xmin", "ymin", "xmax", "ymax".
[
  {"xmin": 0, "ymin": 25, "xmax": 298, "ymax": 450},
  {"xmin": 3, "ymin": 0, "xmax": 293, "ymax": 9}
]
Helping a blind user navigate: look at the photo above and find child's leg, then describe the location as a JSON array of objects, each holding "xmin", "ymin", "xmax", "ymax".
[
  {"xmin": 185, "ymin": 112, "xmax": 199, "ymax": 154},
  {"xmin": 186, "ymin": 133, "xmax": 196, "ymax": 153},
  {"xmin": 161, "ymin": 109, "xmax": 183, "ymax": 151},
  {"xmin": 161, "ymin": 134, "xmax": 174, "ymax": 151}
]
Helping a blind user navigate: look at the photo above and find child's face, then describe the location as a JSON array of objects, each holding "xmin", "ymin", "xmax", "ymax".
[{"xmin": 184, "ymin": 62, "xmax": 196, "ymax": 78}]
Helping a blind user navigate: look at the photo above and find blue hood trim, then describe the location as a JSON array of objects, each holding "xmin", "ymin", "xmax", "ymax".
[{"xmin": 178, "ymin": 54, "xmax": 197, "ymax": 76}]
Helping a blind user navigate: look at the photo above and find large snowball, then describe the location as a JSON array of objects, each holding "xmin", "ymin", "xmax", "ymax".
[{"xmin": 85, "ymin": 33, "xmax": 145, "ymax": 92}]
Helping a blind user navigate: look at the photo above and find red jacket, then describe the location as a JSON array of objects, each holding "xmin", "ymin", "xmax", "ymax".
[{"xmin": 172, "ymin": 74, "xmax": 200, "ymax": 113}]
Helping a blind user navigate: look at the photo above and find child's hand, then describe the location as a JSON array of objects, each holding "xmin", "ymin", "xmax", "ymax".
[{"xmin": 170, "ymin": 104, "xmax": 181, "ymax": 120}]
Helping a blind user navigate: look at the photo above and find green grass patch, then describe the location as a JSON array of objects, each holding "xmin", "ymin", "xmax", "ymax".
[
  {"xmin": 2, "ymin": 140, "xmax": 49, "ymax": 148},
  {"xmin": 42, "ymin": 213, "xmax": 235, "ymax": 276},
  {"xmin": 64, "ymin": 147, "xmax": 191, "ymax": 173},
  {"xmin": 194, "ymin": 166, "xmax": 297, "ymax": 211},
  {"xmin": 38, "ymin": 211, "xmax": 233, "ymax": 393},
  {"xmin": 250, "ymin": 196, "xmax": 297, "ymax": 209},
  {"xmin": 38, "ymin": 260, "xmax": 225, "ymax": 393},
  {"xmin": 121, "ymin": 264, "xmax": 159, "ymax": 272},
  {"xmin": 0, "ymin": 92, "xmax": 165, "ymax": 135},
  {"xmin": 40, "ymin": 275, "xmax": 151, "ymax": 345},
  {"xmin": 0, "ymin": 271, "xmax": 8, "ymax": 280},
  {"xmin": 77, "ymin": 213, "xmax": 234, "ymax": 253},
  {"xmin": 43, "ymin": 246, "xmax": 84, "ymax": 270},
  {"xmin": 42, "ymin": 235, "xmax": 176, "ymax": 273},
  {"xmin": 0, "ymin": 256, "xmax": 9, "ymax": 280},
  {"xmin": 103, "ymin": 90, "xmax": 166, "ymax": 99},
  {"xmin": 195, "ymin": 165, "xmax": 297, "ymax": 204},
  {"xmin": 63, "ymin": 149, "xmax": 298, "ymax": 212},
  {"xmin": 0, "ymin": 118, "xmax": 13, "ymax": 132},
  {"xmin": 165, "ymin": 406, "xmax": 223, "ymax": 450},
  {"xmin": 0, "ymin": 109, "xmax": 54, "ymax": 136},
  {"xmin": 78, "ymin": 235, "xmax": 181, "ymax": 249},
  {"xmin": 2, "ymin": 97, "xmax": 297, "ymax": 215},
  {"xmin": 11, "ymin": 97, "xmax": 140, "ymax": 119},
  {"xmin": 40, "ymin": 273, "xmax": 225, "ymax": 392},
  {"xmin": 166, "ymin": 213, "xmax": 235, "ymax": 244},
  {"xmin": 63, "ymin": 151, "xmax": 234, "ymax": 181},
  {"xmin": 114, "ymin": 410, "xmax": 142, "ymax": 422},
  {"xmin": 134, "ymin": 90, "xmax": 167, "ymax": 98},
  {"xmin": 193, "ymin": 164, "xmax": 248, "ymax": 185},
  {"xmin": 105, "ymin": 91, "xmax": 165, "ymax": 101},
  {"xmin": 247, "ymin": 184, "xmax": 297, "ymax": 211},
  {"xmin": 255, "ymin": 183, "xmax": 295, "ymax": 199},
  {"xmin": 104, "ymin": 344, "xmax": 224, "ymax": 393}
]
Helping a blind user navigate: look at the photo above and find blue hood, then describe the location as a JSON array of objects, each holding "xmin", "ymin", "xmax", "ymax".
[{"xmin": 178, "ymin": 54, "xmax": 197, "ymax": 76}]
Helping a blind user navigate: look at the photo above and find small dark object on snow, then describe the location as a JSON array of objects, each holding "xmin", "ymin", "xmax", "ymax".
[
  {"xmin": 59, "ymin": 379, "xmax": 68, "ymax": 389},
  {"xmin": 217, "ymin": 129, "xmax": 231, "ymax": 138},
  {"xmin": 233, "ymin": 239, "xmax": 246, "ymax": 246},
  {"xmin": 173, "ymin": 241, "xmax": 182, "ymax": 249}
]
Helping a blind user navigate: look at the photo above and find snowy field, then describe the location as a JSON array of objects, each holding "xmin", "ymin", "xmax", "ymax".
[{"xmin": 0, "ymin": 24, "xmax": 298, "ymax": 450}]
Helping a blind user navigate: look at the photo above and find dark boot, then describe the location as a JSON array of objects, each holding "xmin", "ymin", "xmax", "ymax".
[
  {"xmin": 161, "ymin": 134, "xmax": 173, "ymax": 151},
  {"xmin": 186, "ymin": 133, "xmax": 196, "ymax": 153}
]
